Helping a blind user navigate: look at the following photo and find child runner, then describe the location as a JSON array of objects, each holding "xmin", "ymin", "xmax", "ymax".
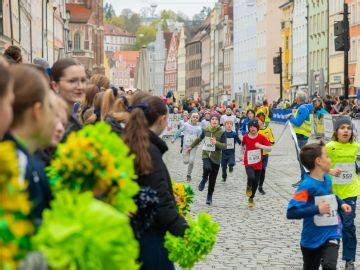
[
  {"xmin": 178, "ymin": 112, "xmax": 189, "ymax": 153},
  {"xmin": 240, "ymin": 119, "xmax": 271, "ymax": 208},
  {"xmin": 220, "ymin": 106, "xmax": 236, "ymax": 131},
  {"xmin": 240, "ymin": 109, "xmax": 255, "ymax": 135},
  {"xmin": 326, "ymin": 117, "xmax": 360, "ymax": 270},
  {"xmin": 188, "ymin": 114, "xmax": 226, "ymax": 205},
  {"xmin": 201, "ymin": 110, "xmax": 211, "ymax": 130},
  {"xmin": 256, "ymin": 112, "xmax": 275, "ymax": 195},
  {"xmin": 172, "ymin": 112, "xmax": 202, "ymax": 182},
  {"xmin": 287, "ymin": 141, "xmax": 351, "ymax": 270},
  {"xmin": 221, "ymin": 119, "xmax": 241, "ymax": 182}
]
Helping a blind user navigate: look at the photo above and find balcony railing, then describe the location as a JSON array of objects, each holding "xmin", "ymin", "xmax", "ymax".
[{"xmin": 72, "ymin": 50, "xmax": 94, "ymax": 58}]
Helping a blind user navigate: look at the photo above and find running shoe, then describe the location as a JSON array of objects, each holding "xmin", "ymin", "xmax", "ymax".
[
  {"xmin": 345, "ymin": 261, "xmax": 355, "ymax": 270},
  {"xmin": 222, "ymin": 177, "xmax": 226, "ymax": 182},
  {"xmin": 258, "ymin": 187, "xmax": 266, "ymax": 195},
  {"xmin": 246, "ymin": 185, "xmax": 252, "ymax": 197},
  {"xmin": 229, "ymin": 166, "xmax": 234, "ymax": 173},
  {"xmin": 186, "ymin": 175, "xmax": 192, "ymax": 182},
  {"xmin": 206, "ymin": 193, "xmax": 213, "ymax": 205},
  {"xmin": 198, "ymin": 179, "xmax": 207, "ymax": 191},
  {"xmin": 248, "ymin": 198, "xmax": 254, "ymax": 208}
]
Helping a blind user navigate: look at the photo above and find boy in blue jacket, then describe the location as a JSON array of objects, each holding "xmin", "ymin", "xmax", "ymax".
[
  {"xmin": 287, "ymin": 141, "xmax": 351, "ymax": 270},
  {"xmin": 221, "ymin": 119, "xmax": 241, "ymax": 182},
  {"xmin": 240, "ymin": 109, "xmax": 255, "ymax": 135}
]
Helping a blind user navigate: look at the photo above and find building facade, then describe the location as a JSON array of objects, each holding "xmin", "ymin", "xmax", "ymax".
[
  {"xmin": 292, "ymin": 0, "xmax": 308, "ymax": 93},
  {"xmin": 110, "ymin": 50, "xmax": 139, "ymax": 89},
  {"xmin": 223, "ymin": 0, "xmax": 233, "ymax": 102},
  {"xmin": 152, "ymin": 25, "xmax": 167, "ymax": 96},
  {"xmin": 256, "ymin": 0, "xmax": 283, "ymax": 102},
  {"xmin": 66, "ymin": 0, "xmax": 104, "ymax": 75},
  {"xmin": 164, "ymin": 31, "xmax": 179, "ymax": 96},
  {"xmin": 280, "ymin": 1, "xmax": 294, "ymax": 98},
  {"xmin": 104, "ymin": 24, "xmax": 136, "ymax": 52},
  {"xmin": 201, "ymin": 20, "xmax": 211, "ymax": 102},
  {"xmin": 186, "ymin": 34, "xmax": 203, "ymax": 99},
  {"xmin": 176, "ymin": 27, "xmax": 187, "ymax": 101},
  {"xmin": 0, "ymin": 0, "xmax": 68, "ymax": 65},
  {"xmin": 308, "ymin": 0, "xmax": 329, "ymax": 96},
  {"xmin": 329, "ymin": 0, "xmax": 344, "ymax": 96},
  {"xmin": 233, "ymin": 0, "xmax": 257, "ymax": 107}
]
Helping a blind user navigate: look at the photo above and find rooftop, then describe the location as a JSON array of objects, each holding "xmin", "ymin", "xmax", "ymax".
[
  {"xmin": 113, "ymin": 50, "xmax": 140, "ymax": 64},
  {"xmin": 66, "ymin": 3, "xmax": 92, "ymax": 23},
  {"xmin": 104, "ymin": 24, "xmax": 136, "ymax": 37}
]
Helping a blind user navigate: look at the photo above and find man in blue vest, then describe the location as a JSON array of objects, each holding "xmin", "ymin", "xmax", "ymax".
[{"xmin": 288, "ymin": 90, "xmax": 314, "ymax": 187}]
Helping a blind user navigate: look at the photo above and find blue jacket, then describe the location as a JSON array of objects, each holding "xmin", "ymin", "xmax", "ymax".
[
  {"xmin": 287, "ymin": 174, "xmax": 343, "ymax": 249},
  {"xmin": 3, "ymin": 133, "xmax": 53, "ymax": 226},
  {"xmin": 315, "ymin": 108, "xmax": 329, "ymax": 119},
  {"xmin": 222, "ymin": 131, "xmax": 241, "ymax": 156},
  {"xmin": 240, "ymin": 117, "xmax": 250, "ymax": 135},
  {"xmin": 290, "ymin": 103, "xmax": 314, "ymax": 127}
]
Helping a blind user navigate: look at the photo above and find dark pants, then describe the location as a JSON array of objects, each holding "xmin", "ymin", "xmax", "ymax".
[
  {"xmin": 221, "ymin": 152, "xmax": 235, "ymax": 180},
  {"xmin": 203, "ymin": 158, "xmax": 220, "ymax": 195},
  {"xmin": 245, "ymin": 166, "xmax": 261, "ymax": 199},
  {"xmin": 259, "ymin": 155, "xmax": 269, "ymax": 188},
  {"xmin": 340, "ymin": 197, "xmax": 357, "ymax": 262},
  {"xmin": 180, "ymin": 135, "xmax": 184, "ymax": 150},
  {"xmin": 295, "ymin": 135, "xmax": 308, "ymax": 181},
  {"xmin": 139, "ymin": 232, "xmax": 175, "ymax": 270},
  {"xmin": 301, "ymin": 240, "xmax": 339, "ymax": 270}
]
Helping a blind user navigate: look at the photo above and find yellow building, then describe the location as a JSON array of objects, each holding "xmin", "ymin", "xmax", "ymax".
[{"xmin": 280, "ymin": 1, "xmax": 294, "ymax": 98}]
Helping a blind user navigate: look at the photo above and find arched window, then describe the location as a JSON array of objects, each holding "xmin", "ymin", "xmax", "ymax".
[{"xmin": 74, "ymin": 32, "xmax": 81, "ymax": 51}]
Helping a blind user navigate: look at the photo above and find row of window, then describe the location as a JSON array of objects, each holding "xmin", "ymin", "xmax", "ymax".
[
  {"xmin": 106, "ymin": 35, "xmax": 135, "ymax": 45},
  {"xmin": 186, "ymin": 43, "xmax": 201, "ymax": 56},
  {"xmin": 309, "ymin": 10, "xmax": 328, "ymax": 36},
  {"xmin": 350, "ymin": 1, "xmax": 360, "ymax": 25},
  {"xmin": 165, "ymin": 73, "xmax": 176, "ymax": 84},
  {"xmin": 309, "ymin": 48, "xmax": 328, "ymax": 70},
  {"xmin": 187, "ymin": 59, "xmax": 201, "ymax": 71},
  {"xmin": 186, "ymin": 76, "xmax": 201, "ymax": 88}
]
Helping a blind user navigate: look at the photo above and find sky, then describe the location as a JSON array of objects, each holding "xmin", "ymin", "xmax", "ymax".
[{"xmin": 105, "ymin": 0, "xmax": 216, "ymax": 18}]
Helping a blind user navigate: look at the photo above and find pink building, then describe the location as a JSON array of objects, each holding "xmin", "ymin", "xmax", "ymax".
[
  {"xmin": 255, "ymin": 0, "xmax": 283, "ymax": 102},
  {"xmin": 164, "ymin": 31, "xmax": 180, "ymax": 95},
  {"xmin": 110, "ymin": 50, "xmax": 140, "ymax": 89}
]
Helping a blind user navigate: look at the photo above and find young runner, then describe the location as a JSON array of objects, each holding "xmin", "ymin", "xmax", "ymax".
[
  {"xmin": 326, "ymin": 117, "xmax": 360, "ymax": 270},
  {"xmin": 201, "ymin": 110, "xmax": 211, "ymax": 130},
  {"xmin": 240, "ymin": 119, "xmax": 271, "ymax": 207},
  {"xmin": 287, "ymin": 142, "xmax": 351, "ymax": 270},
  {"xmin": 240, "ymin": 109, "xmax": 255, "ymax": 135},
  {"xmin": 189, "ymin": 114, "xmax": 226, "ymax": 205},
  {"xmin": 178, "ymin": 112, "xmax": 189, "ymax": 154},
  {"xmin": 256, "ymin": 112, "xmax": 275, "ymax": 195},
  {"xmin": 221, "ymin": 119, "xmax": 241, "ymax": 182},
  {"xmin": 172, "ymin": 112, "xmax": 202, "ymax": 182},
  {"xmin": 220, "ymin": 106, "xmax": 236, "ymax": 131}
]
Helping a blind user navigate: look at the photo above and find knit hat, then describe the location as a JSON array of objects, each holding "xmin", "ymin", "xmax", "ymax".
[
  {"xmin": 334, "ymin": 116, "xmax": 352, "ymax": 131},
  {"xmin": 210, "ymin": 113, "xmax": 220, "ymax": 121},
  {"xmin": 248, "ymin": 119, "xmax": 260, "ymax": 131}
]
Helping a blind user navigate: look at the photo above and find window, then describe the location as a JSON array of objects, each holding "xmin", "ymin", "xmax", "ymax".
[{"xmin": 74, "ymin": 32, "xmax": 81, "ymax": 51}]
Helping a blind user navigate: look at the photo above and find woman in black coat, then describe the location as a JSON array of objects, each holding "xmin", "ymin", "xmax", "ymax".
[{"xmin": 123, "ymin": 93, "xmax": 188, "ymax": 270}]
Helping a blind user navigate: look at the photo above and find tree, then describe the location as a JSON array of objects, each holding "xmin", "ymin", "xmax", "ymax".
[
  {"xmin": 104, "ymin": 3, "xmax": 116, "ymax": 20},
  {"xmin": 124, "ymin": 13, "xmax": 141, "ymax": 34},
  {"xmin": 192, "ymin": 6, "xmax": 211, "ymax": 24},
  {"xmin": 121, "ymin": 8, "xmax": 133, "ymax": 19},
  {"xmin": 105, "ymin": 16, "xmax": 126, "ymax": 29},
  {"xmin": 129, "ymin": 25, "xmax": 156, "ymax": 50}
]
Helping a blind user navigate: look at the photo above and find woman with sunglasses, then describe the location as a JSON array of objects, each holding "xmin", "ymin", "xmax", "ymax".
[{"xmin": 172, "ymin": 112, "xmax": 202, "ymax": 182}]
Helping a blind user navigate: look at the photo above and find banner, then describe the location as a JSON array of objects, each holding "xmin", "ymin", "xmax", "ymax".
[
  {"xmin": 161, "ymin": 114, "xmax": 182, "ymax": 137},
  {"xmin": 270, "ymin": 109, "xmax": 293, "ymax": 123}
]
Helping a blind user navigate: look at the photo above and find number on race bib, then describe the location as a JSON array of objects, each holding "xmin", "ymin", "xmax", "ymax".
[
  {"xmin": 202, "ymin": 137, "xmax": 215, "ymax": 152},
  {"xmin": 314, "ymin": 195, "xmax": 339, "ymax": 227},
  {"xmin": 226, "ymin": 138, "xmax": 235, "ymax": 149},
  {"xmin": 184, "ymin": 135, "xmax": 196, "ymax": 146},
  {"xmin": 247, "ymin": 149, "xmax": 261, "ymax": 165},
  {"xmin": 333, "ymin": 163, "xmax": 355, "ymax": 185}
]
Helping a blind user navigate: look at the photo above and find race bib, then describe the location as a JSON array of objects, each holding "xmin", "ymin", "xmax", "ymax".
[
  {"xmin": 226, "ymin": 138, "xmax": 235, "ymax": 149},
  {"xmin": 333, "ymin": 163, "xmax": 355, "ymax": 185},
  {"xmin": 202, "ymin": 137, "xmax": 215, "ymax": 152},
  {"xmin": 247, "ymin": 149, "xmax": 261, "ymax": 165},
  {"xmin": 184, "ymin": 135, "xmax": 196, "ymax": 146},
  {"xmin": 314, "ymin": 194, "xmax": 339, "ymax": 227}
]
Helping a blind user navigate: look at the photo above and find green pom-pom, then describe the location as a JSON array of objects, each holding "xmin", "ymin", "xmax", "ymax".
[
  {"xmin": 164, "ymin": 212, "xmax": 219, "ymax": 269},
  {"xmin": 33, "ymin": 191, "xmax": 139, "ymax": 270}
]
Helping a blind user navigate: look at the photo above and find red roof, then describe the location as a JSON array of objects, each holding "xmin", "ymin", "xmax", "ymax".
[
  {"xmin": 104, "ymin": 24, "xmax": 136, "ymax": 37},
  {"xmin": 66, "ymin": 3, "xmax": 92, "ymax": 23},
  {"xmin": 113, "ymin": 51, "xmax": 140, "ymax": 65}
]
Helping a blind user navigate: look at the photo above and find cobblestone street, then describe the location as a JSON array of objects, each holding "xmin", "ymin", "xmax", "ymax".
[{"xmin": 164, "ymin": 123, "xmax": 360, "ymax": 270}]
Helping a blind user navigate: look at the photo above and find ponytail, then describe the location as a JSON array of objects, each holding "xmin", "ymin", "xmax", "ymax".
[{"xmin": 123, "ymin": 93, "xmax": 168, "ymax": 175}]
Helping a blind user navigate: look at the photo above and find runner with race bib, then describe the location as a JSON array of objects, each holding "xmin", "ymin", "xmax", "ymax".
[
  {"xmin": 326, "ymin": 117, "xmax": 360, "ymax": 269},
  {"xmin": 287, "ymin": 142, "xmax": 351, "ymax": 270},
  {"xmin": 221, "ymin": 119, "xmax": 241, "ymax": 182},
  {"xmin": 172, "ymin": 112, "xmax": 202, "ymax": 182},
  {"xmin": 240, "ymin": 119, "xmax": 271, "ymax": 208},
  {"xmin": 189, "ymin": 114, "xmax": 226, "ymax": 206}
]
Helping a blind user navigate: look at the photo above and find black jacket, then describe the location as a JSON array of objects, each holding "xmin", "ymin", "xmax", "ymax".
[
  {"xmin": 136, "ymin": 131, "xmax": 188, "ymax": 237},
  {"xmin": 3, "ymin": 133, "xmax": 53, "ymax": 226},
  {"xmin": 63, "ymin": 113, "xmax": 82, "ymax": 141}
]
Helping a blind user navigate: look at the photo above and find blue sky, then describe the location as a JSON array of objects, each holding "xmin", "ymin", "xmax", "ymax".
[{"xmin": 105, "ymin": 0, "xmax": 216, "ymax": 18}]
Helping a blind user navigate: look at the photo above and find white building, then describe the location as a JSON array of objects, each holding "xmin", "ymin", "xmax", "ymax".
[
  {"xmin": 104, "ymin": 24, "xmax": 136, "ymax": 52},
  {"xmin": 292, "ymin": 0, "xmax": 308, "ymax": 91},
  {"xmin": 177, "ymin": 27, "xmax": 186, "ymax": 100},
  {"xmin": 233, "ymin": 0, "xmax": 257, "ymax": 107}
]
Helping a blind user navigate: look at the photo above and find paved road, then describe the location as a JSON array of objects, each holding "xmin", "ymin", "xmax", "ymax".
[{"xmin": 163, "ymin": 123, "xmax": 360, "ymax": 270}]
